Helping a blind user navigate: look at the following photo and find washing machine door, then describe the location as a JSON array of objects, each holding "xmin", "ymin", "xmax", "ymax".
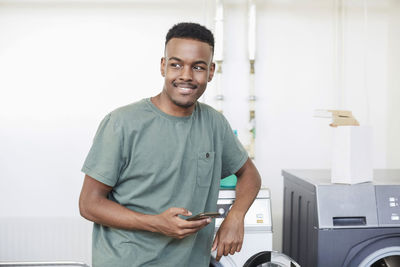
[
  {"xmin": 370, "ymin": 255, "xmax": 400, "ymax": 267},
  {"xmin": 342, "ymin": 234, "xmax": 400, "ymax": 267},
  {"xmin": 357, "ymin": 246, "xmax": 400, "ymax": 267},
  {"xmin": 209, "ymin": 252, "xmax": 300, "ymax": 267},
  {"xmin": 243, "ymin": 251, "xmax": 300, "ymax": 267}
]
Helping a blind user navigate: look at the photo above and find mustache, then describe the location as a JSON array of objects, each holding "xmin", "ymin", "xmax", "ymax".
[{"xmin": 173, "ymin": 82, "xmax": 197, "ymax": 89}]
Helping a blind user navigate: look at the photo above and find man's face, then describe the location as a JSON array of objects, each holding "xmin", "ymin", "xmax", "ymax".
[{"xmin": 160, "ymin": 38, "xmax": 215, "ymax": 110}]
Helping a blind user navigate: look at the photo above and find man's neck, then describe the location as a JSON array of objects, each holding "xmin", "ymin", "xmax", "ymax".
[{"xmin": 150, "ymin": 94, "xmax": 195, "ymax": 117}]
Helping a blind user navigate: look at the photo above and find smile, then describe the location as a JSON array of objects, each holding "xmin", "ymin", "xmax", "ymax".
[{"xmin": 173, "ymin": 82, "xmax": 197, "ymax": 95}]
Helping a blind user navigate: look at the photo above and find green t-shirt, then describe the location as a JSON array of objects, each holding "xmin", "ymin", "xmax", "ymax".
[{"xmin": 82, "ymin": 98, "xmax": 248, "ymax": 267}]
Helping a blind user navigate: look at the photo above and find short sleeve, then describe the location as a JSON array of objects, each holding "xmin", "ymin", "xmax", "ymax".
[
  {"xmin": 81, "ymin": 113, "xmax": 124, "ymax": 187},
  {"xmin": 220, "ymin": 117, "xmax": 249, "ymax": 178}
]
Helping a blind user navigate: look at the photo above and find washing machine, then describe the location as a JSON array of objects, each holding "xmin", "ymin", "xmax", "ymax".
[
  {"xmin": 282, "ymin": 169, "xmax": 400, "ymax": 267},
  {"xmin": 210, "ymin": 188, "xmax": 300, "ymax": 267}
]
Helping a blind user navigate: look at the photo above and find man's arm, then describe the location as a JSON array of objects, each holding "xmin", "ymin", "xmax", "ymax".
[
  {"xmin": 79, "ymin": 175, "xmax": 210, "ymax": 239},
  {"xmin": 211, "ymin": 158, "xmax": 261, "ymax": 261}
]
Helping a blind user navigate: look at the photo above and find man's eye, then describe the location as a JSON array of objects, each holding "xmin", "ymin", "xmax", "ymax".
[
  {"xmin": 170, "ymin": 63, "xmax": 182, "ymax": 69},
  {"xmin": 193, "ymin": 66, "xmax": 206, "ymax": 71}
]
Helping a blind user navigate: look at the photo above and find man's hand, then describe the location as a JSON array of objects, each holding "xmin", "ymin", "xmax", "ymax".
[
  {"xmin": 152, "ymin": 207, "xmax": 211, "ymax": 239},
  {"xmin": 211, "ymin": 210, "xmax": 244, "ymax": 261}
]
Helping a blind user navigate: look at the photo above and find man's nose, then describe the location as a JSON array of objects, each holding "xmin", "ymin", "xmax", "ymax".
[{"xmin": 179, "ymin": 66, "xmax": 193, "ymax": 81}]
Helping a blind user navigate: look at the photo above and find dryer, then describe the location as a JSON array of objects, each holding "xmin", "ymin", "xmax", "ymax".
[
  {"xmin": 282, "ymin": 169, "xmax": 400, "ymax": 267},
  {"xmin": 210, "ymin": 188, "xmax": 299, "ymax": 267}
]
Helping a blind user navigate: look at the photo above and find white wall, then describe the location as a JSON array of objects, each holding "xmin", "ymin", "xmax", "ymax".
[
  {"xmin": 0, "ymin": 0, "xmax": 211, "ymax": 218},
  {"xmin": 0, "ymin": 0, "xmax": 399, "ymax": 259}
]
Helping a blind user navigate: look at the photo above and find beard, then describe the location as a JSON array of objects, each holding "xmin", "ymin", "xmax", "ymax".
[{"xmin": 169, "ymin": 96, "xmax": 197, "ymax": 109}]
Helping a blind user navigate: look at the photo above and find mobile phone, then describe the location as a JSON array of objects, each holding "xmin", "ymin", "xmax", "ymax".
[{"xmin": 186, "ymin": 212, "xmax": 221, "ymax": 221}]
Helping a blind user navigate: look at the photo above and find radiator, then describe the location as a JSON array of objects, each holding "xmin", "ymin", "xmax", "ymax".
[{"xmin": 0, "ymin": 217, "xmax": 92, "ymax": 266}]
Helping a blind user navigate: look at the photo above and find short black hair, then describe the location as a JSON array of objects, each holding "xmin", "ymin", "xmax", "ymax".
[{"xmin": 165, "ymin": 22, "xmax": 214, "ymax": 54}]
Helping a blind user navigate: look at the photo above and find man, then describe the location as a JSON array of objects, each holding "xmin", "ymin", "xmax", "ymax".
[{"xmin": 79, "ymin": 22, "xmax": 261, "ymax": 267}]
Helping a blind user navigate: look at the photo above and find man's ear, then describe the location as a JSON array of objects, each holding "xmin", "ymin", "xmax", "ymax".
[
  {"xmin": 208, "ymin": 62, "xmax": 216, "ymax": 82},
  {"xmin": 160, "ymin": 57, "xmax": 166, "ymax": 77}
]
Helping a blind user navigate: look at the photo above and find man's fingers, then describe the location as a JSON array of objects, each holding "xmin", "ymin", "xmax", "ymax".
[
  {"xmin": 184, "ymin": 218, "xmax": 211, "ymax": 229},
  {"xmin": 216, "ymin": 244, "xmax": 224, "ymax": 261},
  {"xmin": 229, "ymin": 244, "xmax": 237, "ymax": 255},
  {"xmin": 223, "ymin": 244, "xmax": 231, "ymax": 256},
  {"xmin": 236, "ymin": 242, "xmax": 242, "ymax": 252},
  {"xmin": 215, "ymin": 239, "xmax": 242, "ymax": 260},
  {"xmin": 176, "ymin": 227, "xmax": 201, "ymax": 239},
  {"xmin": 175, "ymin": 224, "xmax": 207, "ymax": 239},
  {"xmin": 156, "ymin": 207, "xmax": 214, "ymax": 239},
  {"xmin": 169, "ymin": 207, "xmax": 192, "ymax": 217},
  {"xmin": 174, "ymin": 218, "xmax": 210, "ymax": 239},
  {"xmin": 211, "ymin": 236, "xmax": 218, "ymax": 252}
]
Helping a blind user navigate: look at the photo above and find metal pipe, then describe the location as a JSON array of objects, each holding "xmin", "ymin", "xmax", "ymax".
[
  {"xmin": 214, "ymin": 0, "xmax": 224, "ymax": 62},
  {"xmin": 247, "ymin": 0, "xmax": 256, "ymax": 159},
  {"xmin": 214, "ymin": 0, "xmax": 224, "ymax": 113}
]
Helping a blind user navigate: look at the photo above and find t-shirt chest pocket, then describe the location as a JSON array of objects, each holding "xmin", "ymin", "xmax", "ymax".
[{"xmin": 196, "ymin": 151, "xmax": 215, "ymax": 188}]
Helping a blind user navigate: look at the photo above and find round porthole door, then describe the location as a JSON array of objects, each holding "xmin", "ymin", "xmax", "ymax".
[{"xmin": 358, "ymin": 246, "xmax": 400, "ymax": 267}]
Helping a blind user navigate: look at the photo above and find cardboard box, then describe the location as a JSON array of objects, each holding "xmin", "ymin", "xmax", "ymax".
[{"xmin": 331, "ymin": 126, "xmax": 373, "ymax": 184}]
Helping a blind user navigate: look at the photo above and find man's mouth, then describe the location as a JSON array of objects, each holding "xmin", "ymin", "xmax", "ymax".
[{"xmin": 173, "ymin": 82, "xmax": 197, "ymax": 94}]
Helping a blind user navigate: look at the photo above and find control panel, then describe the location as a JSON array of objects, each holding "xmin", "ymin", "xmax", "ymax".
[{"xmin": 376, "ymin": 185, "xmax": 400, "ymax": 227}]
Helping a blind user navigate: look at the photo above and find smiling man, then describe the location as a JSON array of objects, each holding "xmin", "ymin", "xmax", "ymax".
[{"xmin": 79, "ymin": 22, "xmax": 261, "ymax": 267}]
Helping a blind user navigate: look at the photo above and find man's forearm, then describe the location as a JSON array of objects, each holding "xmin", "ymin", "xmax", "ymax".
[
  {"xmin": 211, "ymin": 158, "xmax": 261, "ymax": 261},
  {"xmin": 230, "ymin": 158, "xmax": 261, "ymax": 217},
  {"xmin": 79, "ymin": 175, "xmax": 210, "ymax": 238},
  {"xmin": 79, "ymin": 184, "xmax": 155, "ymax": 231}
]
